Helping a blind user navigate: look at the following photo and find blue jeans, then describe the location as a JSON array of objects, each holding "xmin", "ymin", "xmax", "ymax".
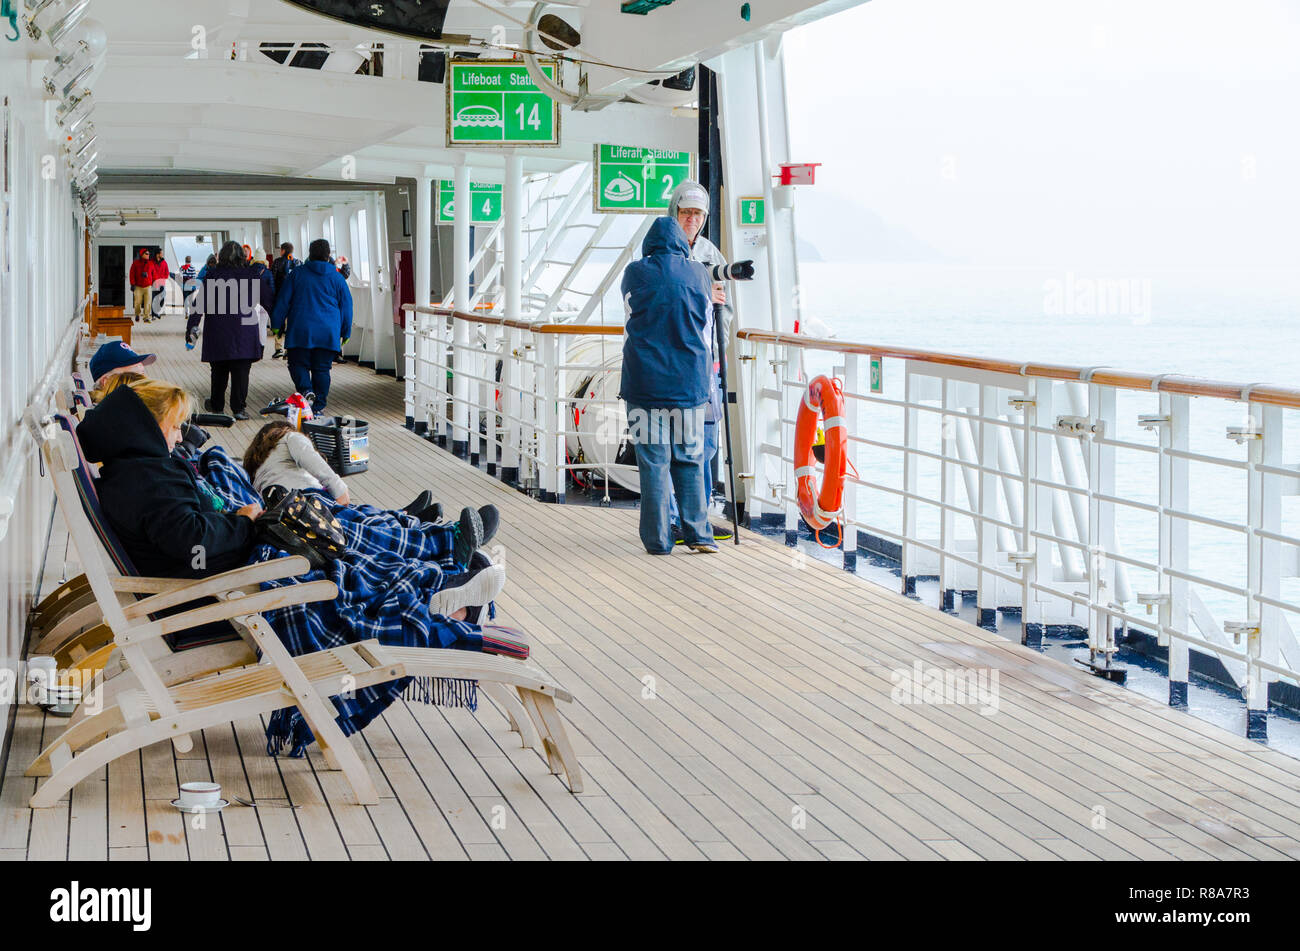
[
  {"xmin": 628, "ymin": 403, "xmax": 714, "ymax": 554},
  {"xmin": 287, "ymin": 347, "xmax": 335, "ymax": 414},
  {"xmin": 668, "ymin": 420, "xmax": 718, "ymax": 527}
]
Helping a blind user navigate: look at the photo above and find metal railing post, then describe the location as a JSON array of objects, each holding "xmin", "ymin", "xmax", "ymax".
[
  {"xmin": 1163, "ymin": 393, "xmax": 1190, "ymax": 707},
  {"xmin": 1246, "ymin": 403, "xmax": 1283, "ymax": 740},
  {"xmin": 781, "ymin": 344, "xmax": 800, "ymax": 546},
  {"xmin": 976, "ymin": 383, "xmax": 1000, "ymax": 630},
  {"xmin": 536, "ymin": 334, "xmax": 553, "ymax": 501},
  {"xmin": 484, "ymin": 323, "xmax": 499, "ymax": 475},
  {"xmin": 902, "ymin": 365, "xmax": 919, "ymax": 596},
  {"xmin": 939, "ymin": 377, "xmax": 957, "ymax": 612},
  {"xmin": 842, "ymin": 353, "xmax": 860, "ymax": 572},
  {"xmin": 403, "ymin": 315, "xmax": 416, "ymax": 429},
  {"xmin": 1021, "ymin": 377, "xmax": 1047, "ymax": 647},
  {"xmin": 553, "ymin": 335, "xmax": 569, "ymax": 504},
  {"xmin": 501, "ymin": 325, "xmax": 521, "ymax": 485}
]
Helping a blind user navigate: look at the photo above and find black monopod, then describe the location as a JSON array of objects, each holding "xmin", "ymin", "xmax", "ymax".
[{"xmin": 708, "ymin": 259, "xmax": 755, "ymax": 546}]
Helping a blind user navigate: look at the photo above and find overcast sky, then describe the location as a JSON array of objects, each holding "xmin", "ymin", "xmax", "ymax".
[{"xmin": 783, "ymin": 0, "xmax": 1300, "ymax": 269}]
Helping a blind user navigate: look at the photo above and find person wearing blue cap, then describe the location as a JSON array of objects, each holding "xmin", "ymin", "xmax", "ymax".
[{"xmin": 89, "ymin": 340, "xmax": 157, "ymax": 387}]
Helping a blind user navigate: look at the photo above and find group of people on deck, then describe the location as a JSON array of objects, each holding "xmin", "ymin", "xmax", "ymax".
[
  {"xmin": 72, "ymin": 175, "xmax": 738, "ymax": 755},
  {"xmin": 178, "ymin": 237, "xmax": 353, "ymax": 420}
]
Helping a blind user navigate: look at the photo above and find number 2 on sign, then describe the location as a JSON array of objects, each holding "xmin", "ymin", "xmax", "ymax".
[
  {"xmin": 661, "ymin": 175, "xmax": 675, "ymax": 201},
  {"xmin": 515, "ymin": 103, "xmax": 541, "ymax": 131}
]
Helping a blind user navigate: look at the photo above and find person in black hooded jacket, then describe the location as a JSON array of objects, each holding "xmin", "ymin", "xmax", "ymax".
[{"xmin": 76, "ymin": 379, "xmax": 264, "ymax": 578}]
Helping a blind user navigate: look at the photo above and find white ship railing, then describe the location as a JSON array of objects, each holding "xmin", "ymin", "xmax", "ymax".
[
  {"xmin": 402, "ymin": 304, "xmax": 629, "ymax": 501},
  {"xmin": 737, "ymin": 327, "xmax": 1300, "ymax": 740},
  {"xmin": 401, "ymin": 303, "xmax": 1300, "ymax": 738}
]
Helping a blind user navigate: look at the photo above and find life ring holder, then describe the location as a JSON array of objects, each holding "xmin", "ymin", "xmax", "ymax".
[{"xmin": 793, "ymin": 375, "xmax": 848, "ymax": 540}]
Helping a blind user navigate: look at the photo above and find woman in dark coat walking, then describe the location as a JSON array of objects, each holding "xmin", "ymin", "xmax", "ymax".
[{"xmin": 185, "ymin": 240, "xmax": 273, "ymax": 418}]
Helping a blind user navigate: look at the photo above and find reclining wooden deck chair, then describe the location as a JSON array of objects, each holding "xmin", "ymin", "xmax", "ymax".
[
  {"xmin": 29, "ymin": 408, "xmax": 555, "ymax": 760},
  {"xmin": 26, "ymin": 417, "xmax": 583, "ymax": 807}
]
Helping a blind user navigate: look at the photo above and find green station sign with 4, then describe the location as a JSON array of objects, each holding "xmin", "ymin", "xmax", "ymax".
[
  {"xmin": 738, "ymin": 196, "xmax": 765, "ymax": 227},
  {"xmin": 436, "ymin": 181, "xmax": 503, "ymax": 224},
  {"xmin": 593, "ymin": 144, "xmax": 694, "ymax": 214},
  {"xmin": 446, "ymin": 58, "xmax": 560, "ymax": 147}
]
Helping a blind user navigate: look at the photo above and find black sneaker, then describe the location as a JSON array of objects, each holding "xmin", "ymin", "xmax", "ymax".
[
  {"xmin": 711, "ymin": 523, "xmax": 734, "ymax": 542},
  {"xmin": 478, "ymin": 505, "xmax": 499, "ymax": 546},
  {"xmin": 402, "ymin": 490, "xmax": 433, "ymax": 517},
  {"xmin": 204, "ymin": 397, "xmax": 222, "ymax": 414},
  {"xmin": 417, "ymin": 502, "xmax": 444, "ymax": 523},
  {"xmin": 233, "ymin": 410, "xmax": 250, "ymax": 421},
  {"xmin": 451, "ymin": 506, "xmax": 484, "ymax": 567},
  {"xmin": 672, "ymin": 524, "xmax": 686, "ymax": 545}
]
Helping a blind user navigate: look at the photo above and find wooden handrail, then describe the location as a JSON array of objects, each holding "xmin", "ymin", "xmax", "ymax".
[
  {"xmin": 402, "ymin": 303, "xmax": 623, "ymax": 336},
  {"xmin": 736, "ymin": 329, "xmax": 1300, "ymax": 409},
  {"xmin": 401, "ymin": 306, "xmax": 1300, "ymax": 408}
]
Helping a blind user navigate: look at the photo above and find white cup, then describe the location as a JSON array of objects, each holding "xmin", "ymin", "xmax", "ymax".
[
  {"xmin": 178, "ymin": 781, "xmax": 222, "ymax": 809},
  {"xmin": 26, "ymin": 656, "xmax": 57, "ymax": 706}
]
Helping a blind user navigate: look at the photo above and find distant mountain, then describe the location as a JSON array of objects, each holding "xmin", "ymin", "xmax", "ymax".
[
  {"xmin": 795, "ymin": 188, "xmax": 949, "ymax": 263},
  {"xmin": 798, "ymin": 237, "xmax": 824, "ymax": 262}
]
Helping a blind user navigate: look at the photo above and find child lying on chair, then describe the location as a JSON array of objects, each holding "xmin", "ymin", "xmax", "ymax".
[{"xmin": 242, "ymin": 419, "xmax": 498, "ymax": 569}]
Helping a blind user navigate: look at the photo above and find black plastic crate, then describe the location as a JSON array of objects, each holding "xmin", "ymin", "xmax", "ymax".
[{"xmin": 302, "ymin": 416, "xmax": 370, "ymax": 475}]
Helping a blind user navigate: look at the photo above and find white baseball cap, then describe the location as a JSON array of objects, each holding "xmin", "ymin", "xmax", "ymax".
[{"xmin": 676, "ymin": 183, "xmax": 709, "ymax": 213}]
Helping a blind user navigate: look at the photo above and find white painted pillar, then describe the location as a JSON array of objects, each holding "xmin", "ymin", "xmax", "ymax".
[
  {"xmin": 499, "ymin": 156, "xmax": 526, "ymax": 482},
  {"xmin": 415, "ymin": 173, "xmax": 434, "ymax": 436},
  {"xmin": 452, "ymin": 163, "xmax": 471, "ymax": 456},
  {"xmin": 307, "ymin": 207, "xmax": 328, "ymax": 247},
  {"xmin": 332, "ymin": 201, "xmax": 361, "ymax": 359},
  {"xmin": 364, "ymin": 192, "xmax": 387, "ymax": 370}
]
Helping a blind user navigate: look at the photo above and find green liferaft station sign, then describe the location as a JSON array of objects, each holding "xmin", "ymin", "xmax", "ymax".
[
  {"xmin": 446, "ymin": 58, "xmax": 560, "ymax": 147},
  {"xmin": 436, "ymin": 181, "xmax": 503, "ymax": 224},
  {"xmin": 738, "ymin": 196, "xmax": 765, "ymax": 227},
  {"xmin": 593, "ymin": 144, "xmax": 694, "ymax": 214}
]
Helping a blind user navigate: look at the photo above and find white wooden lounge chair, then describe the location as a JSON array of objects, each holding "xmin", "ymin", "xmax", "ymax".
[
  {"xmin": 25, "ymin": 417, "xmax": 583, "ymax": 808},
  {"xmin": 29, "ymin": 398, "xmax": 551, "ymax": 759}
]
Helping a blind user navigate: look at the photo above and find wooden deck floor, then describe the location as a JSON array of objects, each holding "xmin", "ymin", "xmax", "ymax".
[{"xmin": 5, "ymin": 316, "xmax": 1300, "ymax": 860}]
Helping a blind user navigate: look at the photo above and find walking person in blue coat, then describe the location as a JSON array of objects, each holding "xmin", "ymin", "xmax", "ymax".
[
  {"xmin": 619, "ymin": 216, "xmax": 717, "ymax": 555},
  {"xmin": 271, "ymin": 238, "xmax": 353, "ymax": 416},
  {"xmin": 185, "ymin": 240, "xmax": 271, "ymax": 419}
]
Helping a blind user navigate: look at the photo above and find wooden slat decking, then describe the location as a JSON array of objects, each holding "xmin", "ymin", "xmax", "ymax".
[{"xmin": 4, "ymin": 315, "xmax": 1300, "ymax": 860}]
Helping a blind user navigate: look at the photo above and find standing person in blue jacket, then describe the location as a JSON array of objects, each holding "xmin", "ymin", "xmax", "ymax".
[
  {"xmin": 619, "ymin": 216, "xmax": 717, "ymax": 555},
  {"xmin": 270, "ymin": 238, "xmax": 352, "ymax": 416}
]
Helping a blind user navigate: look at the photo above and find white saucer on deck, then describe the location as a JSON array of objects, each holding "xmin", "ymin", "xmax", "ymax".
[{"xmin": 169, "ymin": 798, "xmax": 229, "ymax": 814}]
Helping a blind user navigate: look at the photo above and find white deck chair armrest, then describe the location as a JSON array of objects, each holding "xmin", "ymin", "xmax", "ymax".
[
  {"xmin": 121, "ymin": 556, "xmax": 314, "ymax": 618},
  {"xmin": 115, "ymin": 579, "xmax": 339, "ymax": 645}
]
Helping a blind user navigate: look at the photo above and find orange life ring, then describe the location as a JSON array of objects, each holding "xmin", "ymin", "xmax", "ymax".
[{"xmin": 794, "ymin": 375, "xmax": 847, "ymax": 531}]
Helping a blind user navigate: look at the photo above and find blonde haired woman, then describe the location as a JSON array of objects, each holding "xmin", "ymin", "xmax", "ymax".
[{"xmin": 78, "ymin": 378, "xmax": 263, "ymax": 577}]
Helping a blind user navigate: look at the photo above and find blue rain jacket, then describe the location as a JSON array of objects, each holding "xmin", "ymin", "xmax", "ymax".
[{"xmin": 619, "ymin": 217, "xmax": 713, "ymax": 409}]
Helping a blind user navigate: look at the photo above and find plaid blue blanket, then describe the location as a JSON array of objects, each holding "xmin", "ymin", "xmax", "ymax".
[{"xmin": 181, "ymin": 443, "xmax": 484, "ymax": 756}]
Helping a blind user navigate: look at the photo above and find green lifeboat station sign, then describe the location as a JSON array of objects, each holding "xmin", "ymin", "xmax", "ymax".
[
  {"xmin": 436, "ymin": 181, "xmax": 503, "ymax": 224},
  {"xmin": 593, "ymin": 144, "xmax": 693, "ymax": 214},
  {"xmin": 446, "ymin": 58, "xmax": 560, "ymax": 147}
]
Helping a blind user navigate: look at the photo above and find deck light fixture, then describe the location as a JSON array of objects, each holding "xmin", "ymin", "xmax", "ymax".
[
  {"xmin": 55, "ymin": 91, "xmax": 93, "ymax": 134},
  {"xmin": 24, "ymin": 0, "xmax": 89, "ymax": 45}
]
